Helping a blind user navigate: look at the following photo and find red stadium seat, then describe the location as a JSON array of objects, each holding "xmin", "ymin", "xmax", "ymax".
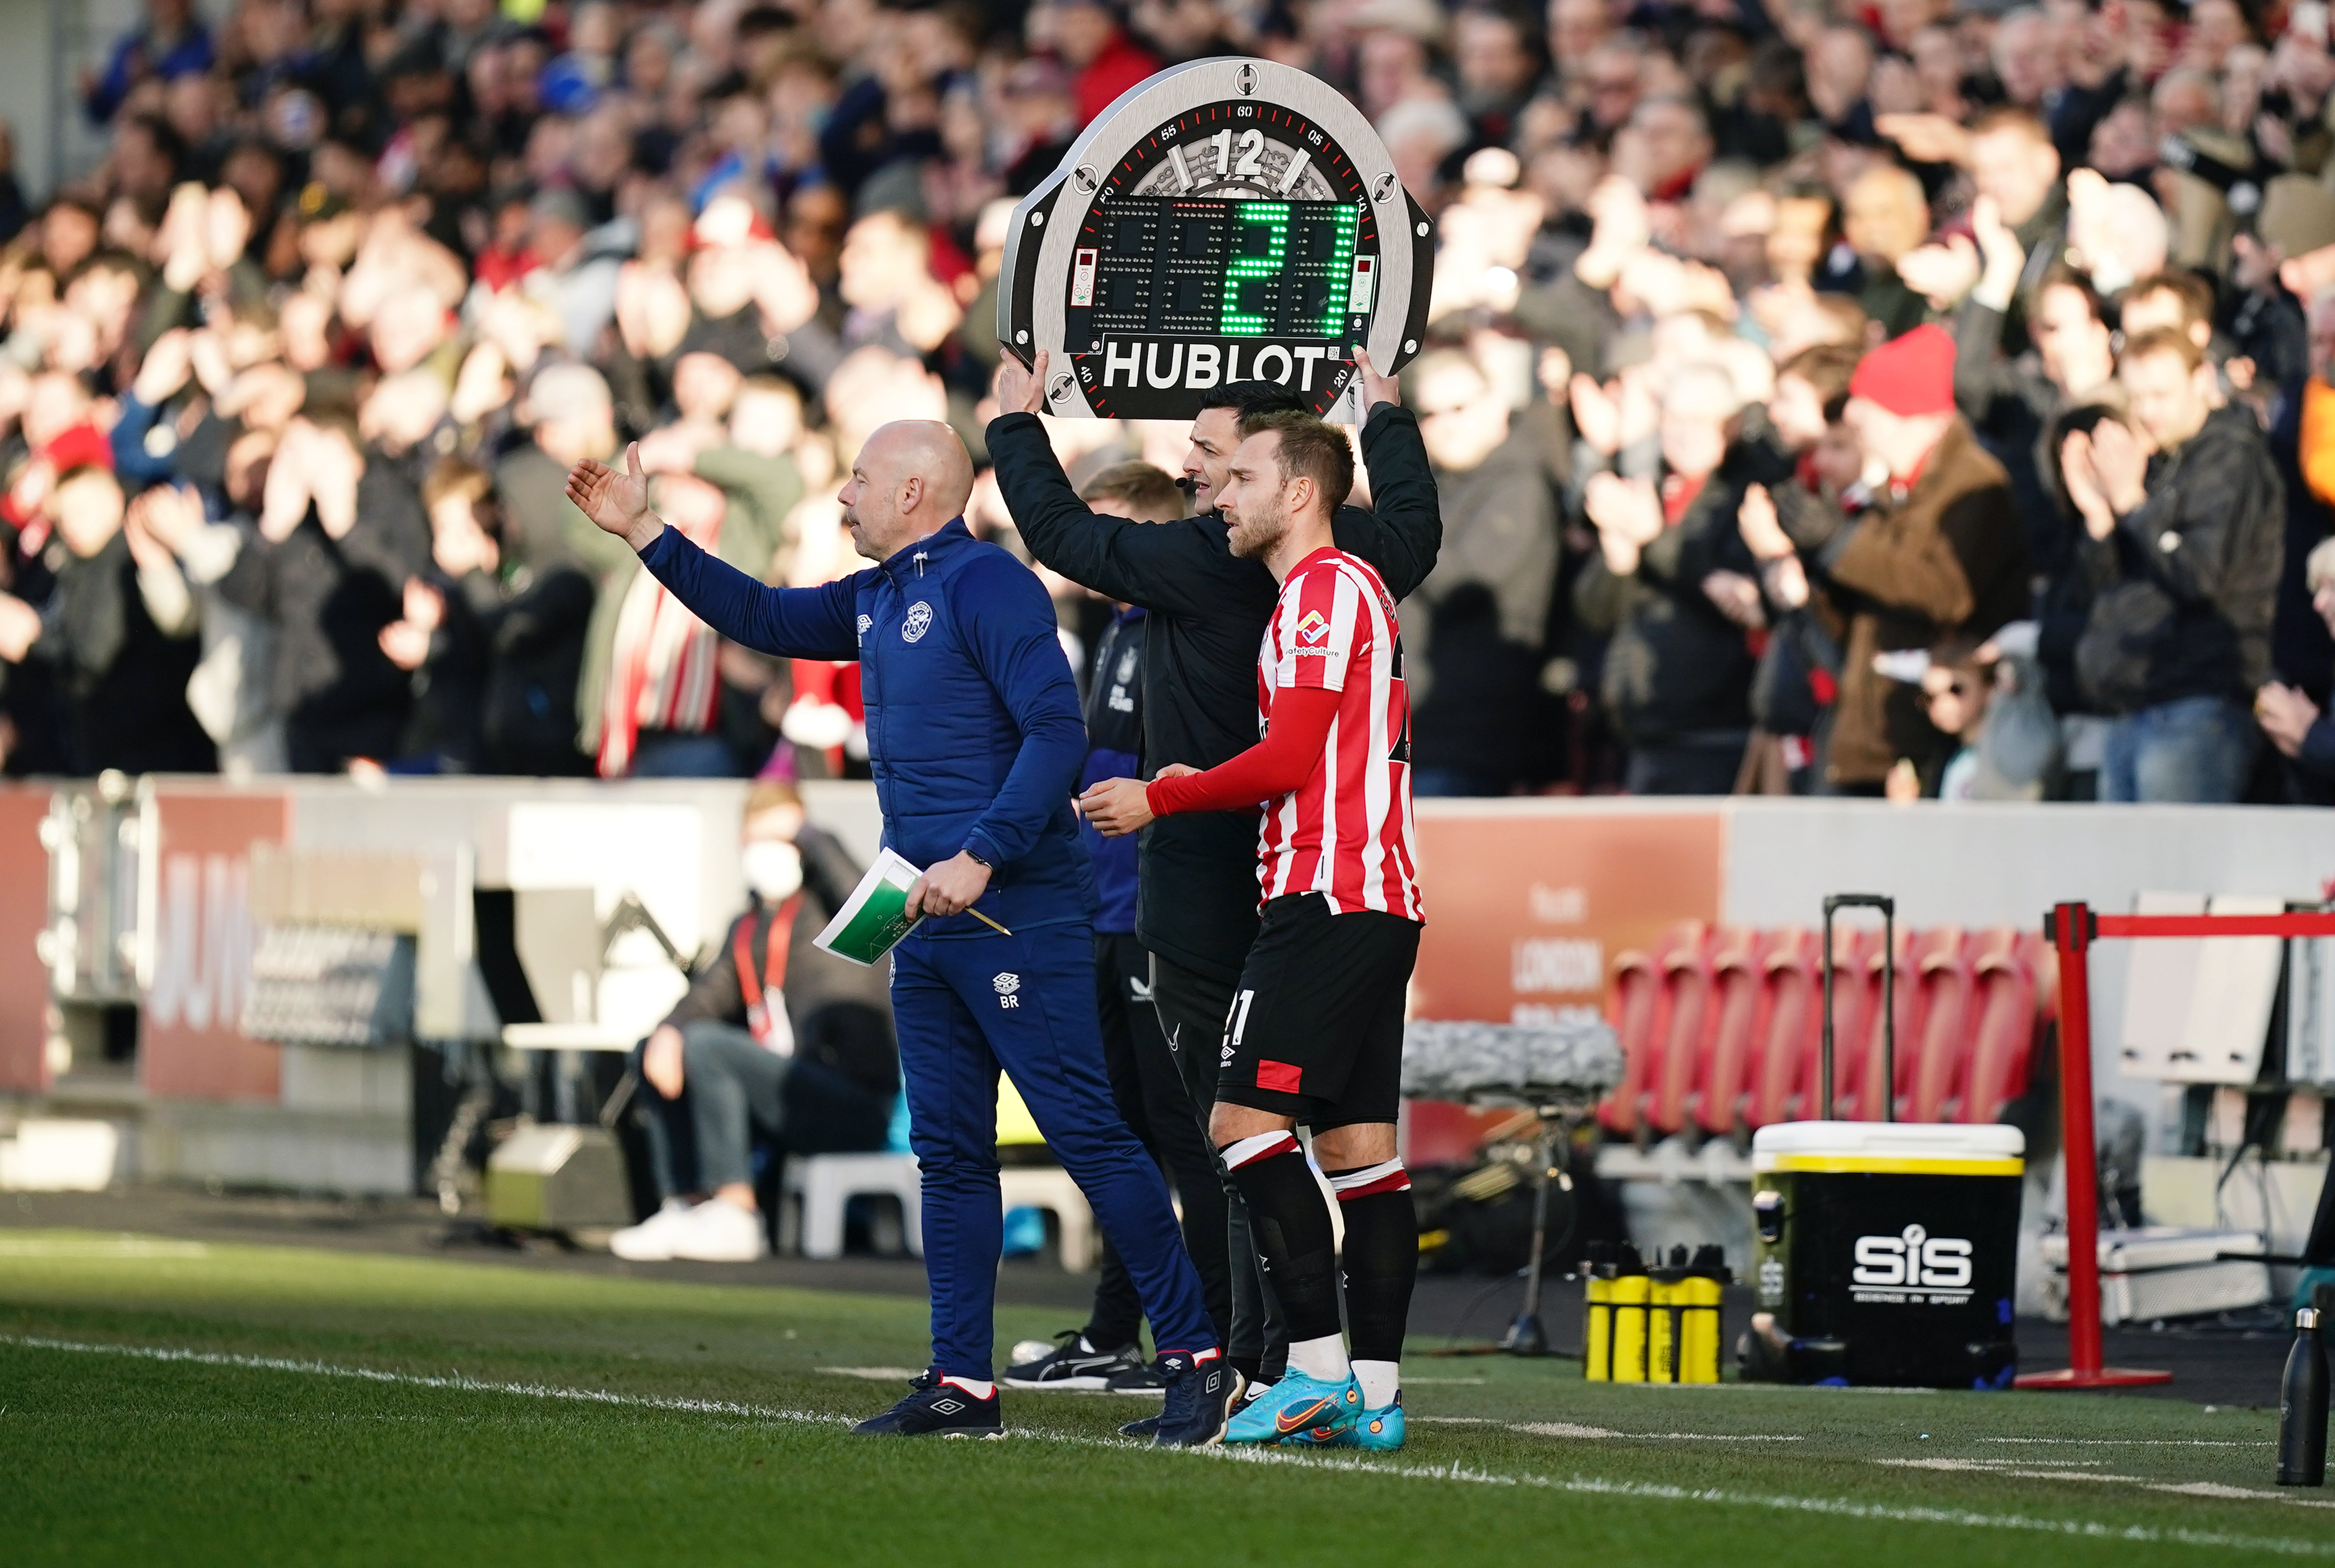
[
  {"xmin": 1646, "ymin": 924, "xmax": 1724, "ymax": 1136},
  {"xmin": 1743, "ymin": 927, "xmax": 1822, "ymax": 1129},
  {"xmin": 1961, "ymin": 927, "xmax": 2047, "ymax": 1124},
  {"xmin": 1817, "ymin": 923, "xmax": 1880, "ymax": 1121},
  {"xmin": 1905, "ymin": 928, "xmax": 1974, "ymax": 1123},
  {"xmin": 1693, "ymin": 928, "xmax": 1770, "ymax": 1136},
  {"xmin": 1599, "ymin": 922, "xmax": 1711, "ymax": 1137},
  {"xmin": 1836, "ymin": 926, "xmax": 1925, "ymax": 1122}
]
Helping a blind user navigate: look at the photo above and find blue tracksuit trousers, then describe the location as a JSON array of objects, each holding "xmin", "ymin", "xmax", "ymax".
[{"xmin": 893, "ymin": 919, "xmax": 1215, "ymax": 1380}]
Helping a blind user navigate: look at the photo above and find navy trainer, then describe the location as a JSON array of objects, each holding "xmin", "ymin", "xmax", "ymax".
[
  {"xmin": 1150, "ymin": 1351, "xmax": 1244, "ymax": 1448},
  {"xmin": 850, "ymin": 1370, "xmax": 1005, "ymax": 1438}
]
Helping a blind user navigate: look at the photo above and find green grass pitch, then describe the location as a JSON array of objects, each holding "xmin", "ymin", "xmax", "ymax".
[{"xmin": 0, "ymin": 1228, "xmax": 2326, "ymax": 1566}]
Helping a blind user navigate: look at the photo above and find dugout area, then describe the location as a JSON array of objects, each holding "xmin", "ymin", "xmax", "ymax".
[{"xmin": 0, "ymin": 1219, "xmax": 2325, "ymax": 1568}]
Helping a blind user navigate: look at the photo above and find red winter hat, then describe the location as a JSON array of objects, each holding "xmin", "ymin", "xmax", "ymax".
[
  {"xmin": 42, "ymin": 422, "xmax": 115, "ymax": 476},
  {"xmin": 1848, "ymin": 323, "xmax": 1957, "ymax": 419}
]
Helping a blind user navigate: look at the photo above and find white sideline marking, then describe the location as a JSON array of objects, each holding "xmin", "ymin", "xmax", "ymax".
[
  {"xmin": 6, "ymin": 1333, "xmax": 2330, "ymax": 1556},
  {"xmin": 1885, "ymin": 1459, "xmax": 2145, "ymax": 1483},
  {"xmin": 1516, "ymin": 1421, "xmax": 1802, "ymax": 1442},
  {"xmin": 817, "ymin": 1366, "xmax": 924, "ymax": 1382},
  {"xmin": 0, "ymin": 1334, "xmax": 841, "ymax": 1425},
  {"xmin": 0, "ymin": 1236, "xmax": 209, "ymax": 1259},
  {"xmin": 1982, "ymin": 1436, "xmax": 2272, "ymax": 1449}
]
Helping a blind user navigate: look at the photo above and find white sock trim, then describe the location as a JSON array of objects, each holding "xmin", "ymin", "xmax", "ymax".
[
  {"xmin": 1285, "ymin": 1334, "xmax": 1350, "ymax": 1385},
  {"xmin": 1328, "ymin": 1159, "xmax": 1410, "ymax": 1197},
  {"xmin": 1352, "ymin": 1359, "xmax": 1401, "ymax": 1411},
  {"xmin": 940, "ymin": 1376, "xmax": 996, "ymax": 1399},
  {"xmin": 1221, "ymin": 1130, "xmax": 1298, "ymax": 1170}
]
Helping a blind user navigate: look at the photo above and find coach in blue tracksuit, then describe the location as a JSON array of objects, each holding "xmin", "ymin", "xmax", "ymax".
[{"xmin": 565, "ymin": 424, "xmax": 1239, "ymax": 1447}]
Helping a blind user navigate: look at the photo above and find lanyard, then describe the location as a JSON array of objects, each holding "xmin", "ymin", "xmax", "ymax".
[{"xmin": 734, "ymin": 896, "xmax": 802, "ymax": 1053}]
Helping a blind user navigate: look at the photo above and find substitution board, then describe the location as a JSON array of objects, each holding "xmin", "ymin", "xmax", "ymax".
[{"xmin": 998, "ymin": 57, "xmax": 1435, "ymax": 424}]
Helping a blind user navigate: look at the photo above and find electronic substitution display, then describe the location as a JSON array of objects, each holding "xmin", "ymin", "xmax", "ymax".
[{"xmin": 1001, "ymin": 59, "xmax": 1434, "ymax": 422}]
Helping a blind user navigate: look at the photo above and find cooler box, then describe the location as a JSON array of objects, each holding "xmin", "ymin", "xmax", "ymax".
[{"xmin": 1748, "ymin": 1121, "xmax": 2024, "ymax": 1388}]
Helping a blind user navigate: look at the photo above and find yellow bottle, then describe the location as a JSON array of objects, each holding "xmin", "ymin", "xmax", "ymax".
[
  {"xmin": 1610, "ymin": 1245, "xmax": 1651, "ymax": 1383},
  {"xmin": 1583, "ymin": 1243, "xmax": 1615, "ymax": 1382},
  {"xmin": 1647, "ymin": 1247, "xmax": 1687, "ymax": 1383},
  {"xmin": 1679, "ymin": 1244, "xmax": 1728, "ymax": 1383}
]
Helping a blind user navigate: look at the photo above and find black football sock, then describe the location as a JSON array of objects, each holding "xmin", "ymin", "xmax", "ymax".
[
  {"xmin": 1218, "ymin": 1132, "xmax": 1343, "ymax": 1348},
  {"xmin": 1326, "ymin": 1161, "xmax": 1418, "ymax": 1383}
]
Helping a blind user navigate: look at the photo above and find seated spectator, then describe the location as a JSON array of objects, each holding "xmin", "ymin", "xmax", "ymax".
[
  {"xmin": 2062, "ymin": 329, "xmax": 2286, "ymax": 802},
  {"xmin": 612, "ymin": 782, "xmax": 899, "ymax": 1262}
]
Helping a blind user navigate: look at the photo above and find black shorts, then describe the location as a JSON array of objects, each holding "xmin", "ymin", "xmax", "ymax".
[{"xmin": 1215, "ymin": 893, "xmax": 1421, "ymax": 1130}]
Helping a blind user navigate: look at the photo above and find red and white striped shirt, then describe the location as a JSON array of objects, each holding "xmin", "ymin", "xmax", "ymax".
[{"xmin": 1253, "ymin": 548, "xmax": 1422, "ymax": 920}]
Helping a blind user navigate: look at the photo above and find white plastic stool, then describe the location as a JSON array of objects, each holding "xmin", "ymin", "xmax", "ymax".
[
  {"xmin": 998, "ymin": 1166, "xmax": 1097, "ymax": 1271},
  {"xmin": 783, "ymin": 1152, "xmax": 923, "ymax": 1259}
]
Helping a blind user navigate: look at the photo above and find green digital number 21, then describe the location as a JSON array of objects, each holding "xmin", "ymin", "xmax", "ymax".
[{"xmin": 1220, "ymin": 203, "xmax": 1289, "ymax": 338}]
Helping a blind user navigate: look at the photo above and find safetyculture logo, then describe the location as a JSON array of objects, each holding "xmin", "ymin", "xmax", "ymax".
[
  {"xmin": 993, "ymin": 972, "xmax": 1021, "ymax": 1009},
  {"xmin": 903, "ymin": 602, "xmax": 934, "ymax": 643},
  {"xmin": 1849, "ymin": 1224, "xmax": 1974, "ymax": 1305},
  {"xmin": 1296, "ymin": 609, "xmax": 1329, "ymax": 643}
]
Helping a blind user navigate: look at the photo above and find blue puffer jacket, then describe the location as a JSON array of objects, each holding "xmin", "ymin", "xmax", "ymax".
[{"xmin": 638, "ymin": 517, "xmax": 1096, "ymax": 939}]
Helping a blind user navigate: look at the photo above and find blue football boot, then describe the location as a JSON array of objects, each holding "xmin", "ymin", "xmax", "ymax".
[
  {"xmin": 1223, "ymin": 1370, "xmax": 1362, "ymax": 1445},
  {"xmin": 1324, "ymin": 1396, "xmax": 1404, "ymax": 1450}
]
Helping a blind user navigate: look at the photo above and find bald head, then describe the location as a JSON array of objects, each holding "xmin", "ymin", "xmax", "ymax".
[{"xmin": 840, "ymin": 419, "xmax": 976, "ymax": 563}]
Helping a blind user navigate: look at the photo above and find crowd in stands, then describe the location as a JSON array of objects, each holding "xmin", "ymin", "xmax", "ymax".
[{"xmin": 7, "ymin": 0, "xmax": 2335, "ymax": 802}]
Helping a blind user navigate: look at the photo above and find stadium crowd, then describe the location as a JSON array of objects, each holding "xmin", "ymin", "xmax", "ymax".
[{"xmin": 7, "ymin": 0, "xmax": 2335, "ymax": 801}]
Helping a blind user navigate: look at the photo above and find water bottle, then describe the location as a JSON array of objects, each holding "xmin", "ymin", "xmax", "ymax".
[{"xmin": 2279, "ymin": 1306, "xmax": 2328, "ymax": 1487}]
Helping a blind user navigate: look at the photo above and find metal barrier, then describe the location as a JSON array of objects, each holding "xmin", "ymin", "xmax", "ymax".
[{"xmin": 2018, "ymin": 901, "xmax": 2335, "ymax": 1390}]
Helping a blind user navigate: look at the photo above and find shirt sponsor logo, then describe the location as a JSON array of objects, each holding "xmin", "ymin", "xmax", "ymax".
[
  {"xmin": 903, "ymin": 602, "xmax": 934, "ymax": 643},
  {"xmin": 1296, "ymin": 609, "xmax": 1329, "ymax": 643}
]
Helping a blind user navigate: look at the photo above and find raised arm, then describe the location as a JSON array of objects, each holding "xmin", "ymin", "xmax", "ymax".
[
  {"xmin": 1342, "ymin": 378, "xmax": 1443, "ymax": 600},
  {"xmin": 569, "ymin": 445, "xmax": 860, "ymax": 660}
]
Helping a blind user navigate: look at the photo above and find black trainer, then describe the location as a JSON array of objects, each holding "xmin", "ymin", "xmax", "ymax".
[
  {"xmin": 1118, "ymin": 1413, "xmax": 1162, "ymax": 1440},
  {"xmin": 850, "ymin": 1370, "xmax": 1004, "ymax": 1438},
  {"xmin": 1105, "ymin": 1359, "xmax": 1170, "ymax": 1395},
  {"xmin": 1001, "ymin": 1330, "xmax": 1146, "ymax": 1391},
  {"xmin": 1151, "ymin": 1352, "xmax": 1244, "ymax": 1448}
]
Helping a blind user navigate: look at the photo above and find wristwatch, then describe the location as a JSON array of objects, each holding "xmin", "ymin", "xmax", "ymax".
[{"xmin": 963, "ymin": 850, "xmax": 992, "ymax": 870}]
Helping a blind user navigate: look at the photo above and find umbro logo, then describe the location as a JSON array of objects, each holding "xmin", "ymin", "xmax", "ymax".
[
  {"xmin": 993, "ymin": 972, "xmax": 1021, "ymax": 1008},
  {"xmin": 931, "ymin": 1397, "xmax": 966, "ymax": 1414},
  {"xmin": 856, "ymin": 614, "xmax": 872, "ymax": 643}
]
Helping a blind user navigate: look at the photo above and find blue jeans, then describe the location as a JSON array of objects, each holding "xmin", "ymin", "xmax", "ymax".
[
  {"xmin": 891, "ymin": 920, "xmax": 1215, "ymax": 1380},
  {"xmin": 2100, "ymin": 695, "xmax": 2258, "ymax": 804}
]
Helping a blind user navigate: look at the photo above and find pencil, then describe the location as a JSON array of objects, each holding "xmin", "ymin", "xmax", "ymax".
[{"xmin": 967, "ymin": 908, "xmax": 1013, "ymax": 936}]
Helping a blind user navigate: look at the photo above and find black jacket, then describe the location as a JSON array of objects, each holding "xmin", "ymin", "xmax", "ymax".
[
  {"xmin": 987, "ymin": 403, "xmax": 1442, "ymax": 981},
  {"xmin": 1573, "ymin": 466, "xmax": 1760, "ymax": 746},
  {"xmin": 2076, "ymin": 405, "xmax": 2286, "ymax": 712},
  {"xmin": 40, "ymin": 530, "xmax": 214, "ymax": 775},
  {"xmin": 1410, "ymin": 426, "xmax": 1564, "ymax": 788},
  {"xmin": 216, "ymin": 474, "xmax": 433, "ymax": 771}
]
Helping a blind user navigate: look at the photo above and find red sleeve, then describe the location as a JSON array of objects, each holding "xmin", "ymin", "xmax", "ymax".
[{"xmin": 1144, "ymin": 686, "xmax": 1340, "ymax": 816}]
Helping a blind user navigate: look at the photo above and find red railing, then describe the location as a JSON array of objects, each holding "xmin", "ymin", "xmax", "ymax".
[{"xmin": 2017, "ymin": 902, "xmax": 2335, "ymax": 1390}]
